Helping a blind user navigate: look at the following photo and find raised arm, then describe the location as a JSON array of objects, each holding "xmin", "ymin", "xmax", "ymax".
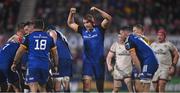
[
  {"xmin": 90, "ymin": 6, "xmax": 112, "ymax": 29},
  {"xmin": 67, "ymin": 8, "xmax": 79, "ymax": 32}
]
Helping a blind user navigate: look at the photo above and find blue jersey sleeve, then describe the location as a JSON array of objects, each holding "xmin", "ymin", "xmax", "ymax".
[
  {"xmin": 22, "ymin": 35, "xmax": 29, "ymax": 49},
  {"xmin": 125, "ymin": 36, "xmax": 136, "ymax": 50}
]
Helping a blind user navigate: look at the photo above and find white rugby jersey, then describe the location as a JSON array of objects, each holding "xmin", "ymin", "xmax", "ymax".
[
  {"xmin": 110, "ymin": 42, "xmax": 132, "ymax": 71},
  {"xmin": 151, "ymin": 41, "xmax": 175, "ymax": 69}
]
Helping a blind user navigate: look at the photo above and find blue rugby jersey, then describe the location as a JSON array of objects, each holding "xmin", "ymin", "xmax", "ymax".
[
  {"xmin": 55, "ymin": 30, "xmax": 72, "ymax": 60},
  {"xmin": 78, "ymin": 25, "xmax": 105, "ymax": 63},
  {"xmin": 0, "ymin": 42, "xmax": 20, "ymax": 68},
  {"xmin": 125, "ymin": 34, "xmax": 158, "ymax": 68},
  {"xmin": 22, "ymin": 31, "xmax": 55, "ymax": 69}
]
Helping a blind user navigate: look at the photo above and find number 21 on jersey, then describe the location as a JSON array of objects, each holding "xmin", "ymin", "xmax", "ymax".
[{"xmin": 34, "ymin": 39, "xmax": 47, "ymax": 50}]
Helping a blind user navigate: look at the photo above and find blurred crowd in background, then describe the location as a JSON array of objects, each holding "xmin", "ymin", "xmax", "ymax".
[
  {"xmin": 0, "ymin": 0, "xmax": 180, "ymax": 81},
  {"xmin": 1, "ymin": 0, "xmax": 180, "ymax": 34}
]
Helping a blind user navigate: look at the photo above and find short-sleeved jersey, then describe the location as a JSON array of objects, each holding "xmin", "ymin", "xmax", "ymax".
[
  {"xmin": 55, "ymin": 30, "xmax": 72, "ymax": 60},
  {"xmin": 78, "ymin": 25, "xmax": 105, "ymax": 63},
  {"xmin": 0, "ymin": 42, "xmax": 20, "ymax": 68},
  {"xmin": 110, "ymin": 42, "xmax": 132, "ymax": 71},
  {"xmin": 22, "ymin": 31, "xmax": 55, "ymax": 69},
  {"xmin": 151, "ymin": 41, "xmax": 176, "ymax": 69},
  {"xmin": 125, "ymin": 34, "xmax": 158, "ymax": 67}
]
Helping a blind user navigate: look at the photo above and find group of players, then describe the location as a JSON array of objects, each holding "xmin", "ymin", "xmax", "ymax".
[
  {"xmin": 0, "ymin": 19, "xmax": 73, "ymax": 92},
  {"xmin": 0, "ymin": 6, "xmax": 179, "ymax": 92},
  {"xmin": 107, "ymin": 25, "xmax": 179, "ymax": 92}
]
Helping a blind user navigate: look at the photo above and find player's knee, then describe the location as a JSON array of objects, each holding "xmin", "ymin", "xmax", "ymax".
[
  {"xmin": 159, "ymin": 82, "xmax": 166, "ymax": 90},
  {"xmin": 54, "ymin": 81, "xmax": 61, "ymax": 92},
  {"xmin": 134, "ymin": 80, "xmax": 141, "ymax": 90},
  {"xmin": 63, "ymin": 84, "xmax": 70, "ymax": 92},
  {"xmin": 83, "ymin": 76, "xmax": 92, "ymax": 92},
  {"xmin": 113, "ymin": 87, "xmax": 119, "ymax": 93},
  {"xmin": 29, "ymin": 82, "xmax": 38, "ymax": 89},
  {"xmin": 113, "ymin": 80, "xmax": 121, "ymax": 92},
  {"xmin": 11, "ymin": 81, "xmax": 20, "ymax": 90},
  {"xmin": 54, "ymin": 87, "xmax": 61, "ymax": 92},
  {"xmin": 152, "ymin": 82, "xmax": 159, "ymax": 92},
  {"xmin": 83, "ymin": 80, "xmax": 91, "ymax": 91},
  {"xmin": 159, "ymin": 80, "xmax": 167, "ymax": 88},
  {"xmin": 125, "ymin": 80, "xmax": 133, "ymax": 91},
  {"xmin": 83, "ymin": 86, "xmax": 90, "ymax": 92},
  {"xmin": 83, "ymin": 81, "xmax": 90, "ymax": 89}
]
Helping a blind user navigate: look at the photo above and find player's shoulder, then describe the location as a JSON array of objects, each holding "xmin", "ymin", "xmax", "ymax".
[
  {"xmin": 112, "ymin": 41, "xmax": 118, "ymax": 47},
  {"xmin": 164, "ymin": 41, "xmax": 176, "ymax": 49},
  {"xmin": 48, "ymin": 30, "xmax": 56, "ymax": 34},
  {"xmin": 24, "ymin": 34, "xmax": 30, "ymax": 38},
  {"xmin": 78, "ymin": 26, "xmax": 86, "ymax": 31},
  {"xmin": 125, "ymin": 34, "xmax": 134, "ymax": 42},
  {"xmin": 7, "ymin": 35, "xmax": 18, "ymax": 43},
  {"xmin": 28, "ymin": 31, "xmax": 36, "ymax": 36},
  {"xmin": 48, "ymin": 30, "xmax": 57, "ymax": 37},
  {"xmin": 165, "ymin": 41, "xmax": 173, "ymax": 45},
  {"xmin": 129, "ymin": 34, "xmax": 137, "ymax": 39},
  {"xmin": 113, "ymin": 41, "xmax": 119, "ymax": 45},
  {"xmin": 94, "ymin": 25, "xmax": 105, "ymax": 31}
]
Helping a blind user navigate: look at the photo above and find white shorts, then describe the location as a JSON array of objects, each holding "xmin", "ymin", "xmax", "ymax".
[
  {"xmin": 54, "ymin": 76, "xmax": 70, "ymax": 82},
  {"xmin": 152, "ymin": 68, "xmax": 171, "ymax": 82},
  {"xmin": 112, "ymin": 65, "xmax": 132, "ymax": 80}
]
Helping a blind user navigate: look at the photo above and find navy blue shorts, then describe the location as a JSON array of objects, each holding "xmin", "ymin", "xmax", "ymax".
[
  {"xmin": 132, "ymin": 63, "xmax": 158, "ymax": 81},
  {"xmin": 0, "ymin": 68, "xmax": 19, "ymax": 84},
  {"xmin": 0, "ymin": 70, "xmax": 6, "ymax": 83},
  {"xmin": 83, "ymin": 62, "xmax": 105, "ymax": 80},
  {"xmin": 140, "ymin": 63, "xmax": 158, "ymax": 80},
  {"xmin": 26, "ymin": 67, "xmax": 49, "ymax": 85},
  {"xmin": 52, "ymin": 59, "xmax": 72, "ymax": 77}
]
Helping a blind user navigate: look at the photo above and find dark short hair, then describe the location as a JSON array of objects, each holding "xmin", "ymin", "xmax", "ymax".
[
  {"xmin": 16, "ymin": 23, "xmax": 25, "ymax": 31},
  {"xmin": 133, "ymin": 24, "xmax": 144, "ymax": 31},
  {"xmin": 120, "ymin": 26, "xmax": 132, "ymax": 32},
  {"xmin": 47, "ymin": 25, "xmax": 56, "ymax": 30},
  {"xmin": 31, "ymin": 19, "xmax": 44, "ymax": 29},
  {"xmin": 24, "ymin": 21, "xmax": 34, "ymax": 27},
  {"xmin": 83, "ymin": 14, "xmax": 94, "ymax": 23}
]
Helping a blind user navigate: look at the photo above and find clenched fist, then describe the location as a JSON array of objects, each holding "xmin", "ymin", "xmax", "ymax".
[
  {"xmin": 70, "ymin": 8, "xmax": 76, "ymax": 14},
  {"xmin": 90, "ymin": 6, "xmax": 97, "ymax": 11}
]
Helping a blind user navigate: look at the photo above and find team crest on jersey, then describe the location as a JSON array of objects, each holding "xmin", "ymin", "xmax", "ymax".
[
  {"xmin": 118, "ymin": 50, "xmax": 130, "ymax": 56},
  {"xmin": 155, "ymin": 49, "xmax": 166, "ymax": 55}
]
